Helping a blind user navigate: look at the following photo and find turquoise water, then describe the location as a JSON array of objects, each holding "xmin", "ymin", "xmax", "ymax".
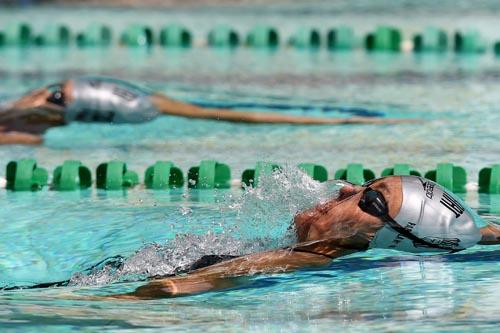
[{"xmin": 1, "ymin": 2, "xmax": 500, "ymax": 332}]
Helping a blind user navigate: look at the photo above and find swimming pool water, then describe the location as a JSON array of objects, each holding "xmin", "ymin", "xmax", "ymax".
[{"xmin": 1, "ymin": 1, "xmax": 500, "ymax": 332}]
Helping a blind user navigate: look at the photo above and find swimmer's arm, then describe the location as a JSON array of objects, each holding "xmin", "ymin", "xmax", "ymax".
[
  {"xmin": 478, "ymin": 224, "xmax": 500, "ymax": 245},
  {"xmin": 150, "ymin": 94, "xmax": 413, "ymax": 126},
  {"xmin": 0, "ymin": 131, "xmax": 43, "ymax": 145},
  {"xmin": 106, "ymin": 244, "xmax": 358, "ymax": 300}
]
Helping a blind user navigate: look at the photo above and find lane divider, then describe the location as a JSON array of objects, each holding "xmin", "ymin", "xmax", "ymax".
[
  {"xmin": 1, "ymin": 22, "xmax": 499, "ymax": 55},
  {"xmin": 52, "ymin": 160, "xmax": 92, "ymax": 191},
  {"xmin": 159, "ymin": 23, "xmax": 192, "ymax": 48},
  {"xmin": 96, "ymin": 160, "xmax": 139, "ymax": 190},
  {"xmin": 365, "ymin": 26, "xmax": 402, "ymax": 52},
  {"xmin": 2, "ymin": 159, "xmax": 499, "ymax": 194},
  {"xmin": 424, "ymin": 163, "xmax": 467, "ymax": 194},
  {"xmin": 145, "ymin": 161, "xmax": 184, "ymax": 189},
  {"xmin": 479, "ymin": 164, "xmax": 500, "ymax": 194},
  {"xmin": 413, "ymin": 27, "xmax": 448, "ymax": 53},
  {"xmin": 187, "ymin": 160, "xmax": 231, "ymax": 189},
  {"xmin": 208, "ymin": 24, "xmax": 240, "ymax": 48},
  {"xmin": 242, "ymin": 161, "xmax": 281, "ymax": 188},
  {"xmin": 6, "ymin": 159, "xmax": 47, "ymax": 191},
  {"xmin": 335, "ymin": 163, "xmax": 375, "ymax": 185},
  {"xmin": 381, "ymin": 163, "xmax": 421, "ymax": 177},
  {"xmin": 76, "ymin": 23, "xmax": 112, "ymax": 47},
  {"xmin": 327, "ymin": 26, "xmax": 356, "ymax": 51}
]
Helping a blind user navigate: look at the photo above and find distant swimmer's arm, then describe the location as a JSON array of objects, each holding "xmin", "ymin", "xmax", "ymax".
[
  {"xmin": 478, "ymin": 224, "xmax": 500, "ymax": 245},
  {"xmin": 0, "ymin": 131, "xmax": 43, "ymax": 145},
  {"xmin": 106, "ymin": 239, "xmax": 363, "ymax": 300},
  {"xmin": 150, "ymin": 94, "xmax": 416, "ymax": 126}
]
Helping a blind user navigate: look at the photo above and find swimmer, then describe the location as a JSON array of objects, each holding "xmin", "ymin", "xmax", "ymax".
[
  {"xmin": 102, "ymin": 175, "xmax": 500, "ymax": 299},
  {"xmin": 0, "ymin": 76, "xmax": 412, "ymax": 145}
]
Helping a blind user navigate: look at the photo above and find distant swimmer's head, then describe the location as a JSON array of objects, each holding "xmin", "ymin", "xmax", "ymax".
[
  {"xmin": 1, "ymin": 77, "xmax": 159, "ymax": 131},
  {"xmin": 64, "ymin": 77, "xmax": 159, "ymax": 123},
  {"xmin": 0, "ymin": 82, "xmax": 70, "ymax": 133},
  {"xmin": 294, "ymin": 175, "xmax": 483, "ymax": 253}
]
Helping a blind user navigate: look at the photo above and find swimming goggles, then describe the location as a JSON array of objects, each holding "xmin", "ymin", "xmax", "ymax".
[
  {"xmin": 46, "ymin": 83, "xmax": 66, "ymax": 108},
  {"xmin": 358, "ymin": 186, "xmax": 460, "ymax": 252}
]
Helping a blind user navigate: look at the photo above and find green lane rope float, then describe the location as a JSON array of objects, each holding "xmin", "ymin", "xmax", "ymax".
[
  {"xmin": 34, "ymin": 24, "xmax": 71, "ymax": 46},
  {"xmin": 335, "ymin": 163, "xmax": 375, "ymax": 185},
  {"xmin": 381, "ymin": 164, "xmax": 421, "ymax": 177},
  {"xmin": 327, "ymin": 26, "xmax": 356, "ymax": 50},
  {"xmin": 2, "ymin": 22, "xmax": 32, "ymax": 46},
  {"xmin": 246, "ymin": 25, "xmax": 279, "ymax": 48},
  {"xmin": 187, "ymin": 160, "xmax": 231, "ymax": 189},
  {"xmin": 241, "ymin": 161, "xmax": 281, "ymax": 188},
  {"xmin": 96, "ymin": 161, "xmax": 139, "ymax": 190},
  {"xmin": 120, "ymin": 24, "xmax": 154, "ymax": 47},
  {"xmin": 454, "ymin": 29, "xmax": 486, "ymax": 54},
  {"xmin": 424, "ymin": 163, "xmax": 467, "ymax": 193},
  {"xmin": 208, "ymin": 25, "xmax": 240, "ymax": 48},
  {"xmin": 52, "ymin": 160, "xmax": 92, "ymax": 191},
  {"xmin": 2, "ymin": 22, "xmax": 500, "ymax": 56},
  {"xmin": 478, "ymin": 165, "xmax": 500, "ymax": 194},
  {"xmin": 76, "ymin": 23, "xmax": 112, "ymax": 47},
  {"xmin": 288, "ymin": 27, "xmax": 321, "ymax": 49},
  {"xmin": 1, "ymin": 160, "xmax": 498, "ymax": 193},
  {"xmin": 298, "ymin": 163, "xmax": 328, "ymax": 182},
  {"xmin": 144, "ymin": 161, "xmax": 184, "ymax": 190},
  {"xmin": 6, "ymin": 159, "xmax": 48, "ymax": 191},
  {"xmin": 159, "ymin": 24, "xmax": 191, "ymax": 48},
  {"xmin": 413, "ymin": 27, "xmax": 448, "ymax": 52},
  {"xmin": 365, "ymin": 26, "xmax": 402, "ymax": 52},
  {"xmin": 494, "ymin": 42, "xmax": 500, "ymax": 56}
]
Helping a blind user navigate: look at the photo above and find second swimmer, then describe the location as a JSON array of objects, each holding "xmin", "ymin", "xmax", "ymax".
[{"xmin": 0, "ymin": 76, "xmax": 412, "ymax": 145}]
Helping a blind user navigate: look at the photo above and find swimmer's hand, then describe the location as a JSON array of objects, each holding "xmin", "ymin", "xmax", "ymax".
[{"xmin": 103, "ymin": 237, "xmax": 365, "ymax": 300}]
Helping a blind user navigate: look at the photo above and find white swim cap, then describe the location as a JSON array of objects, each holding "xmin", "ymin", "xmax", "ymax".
[
  {"xmin": 370, "ymin": 176, "xmax": 482, "ymax": 253},
  {"xmin": 65, "ymin": 77, "xmax": 159, "ymax": 124}
]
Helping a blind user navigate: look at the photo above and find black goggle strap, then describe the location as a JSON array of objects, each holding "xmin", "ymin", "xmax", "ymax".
[{"xmin": 360, "ymin": 188, "xmax": 462, "ymax": 253}]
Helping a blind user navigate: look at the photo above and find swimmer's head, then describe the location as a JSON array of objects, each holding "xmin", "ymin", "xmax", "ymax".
[
  {"xmin": 368, "ymin": 176, "xmax": 482, "ymax": 253},
  {"xmin": 0, "ymin": 77, "xmax": 158, "ymax": 129},
  {"xmin": 0, "ymin": 81, "xmax": 71, "ymax": 133},
  {"xmin": 294, "ymin": 175, "xmax": 483, "ymax": 253}
]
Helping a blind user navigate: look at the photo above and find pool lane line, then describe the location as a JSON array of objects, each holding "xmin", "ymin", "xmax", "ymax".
[{"xmin": 0, "ymin": 176, "xmax": 482, "ymax": 192}]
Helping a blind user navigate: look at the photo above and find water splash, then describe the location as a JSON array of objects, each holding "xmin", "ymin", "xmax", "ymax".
[
  {"xmin": 69, "ymin": 166, "xmax": 343, "ymax": 286},
  {"xmin": 227, "ymin": 164, "xmax": 341, "ymax": 247},
  {"xmin": 69, "ymin": 233, "xmax": 264, "ymax": 286}
]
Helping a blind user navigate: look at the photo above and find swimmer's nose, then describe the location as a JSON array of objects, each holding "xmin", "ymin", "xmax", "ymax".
[{"xmin": 337, "ymin": 184, "xmax": 363, "ymax": 201}]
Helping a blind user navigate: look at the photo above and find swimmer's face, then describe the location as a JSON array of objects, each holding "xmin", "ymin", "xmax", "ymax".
[
  {"xmin": 294, "ymin": 176, "xmax": 403, "ymax": 243},
  {"xmin": 0, "ymin": 81, "xmax": 73, "ymax": 133},
  {"xmin": 11, "ymin": 80, "xmax": 73, "ymax": 113}
]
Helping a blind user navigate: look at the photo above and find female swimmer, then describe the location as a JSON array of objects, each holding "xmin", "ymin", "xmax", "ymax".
[
  {"xmin": 0, "ymin": 76, "xmax": 411, "ymax": 145},
  {"xmin": 98, "ymin": 175, "xmax": 499, "ymax": 299}
]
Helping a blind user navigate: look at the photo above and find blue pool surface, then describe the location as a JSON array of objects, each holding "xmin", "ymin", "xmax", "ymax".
[{"xmin": 1, "ymin": 1, "xmax": 500, "ymax": 332}]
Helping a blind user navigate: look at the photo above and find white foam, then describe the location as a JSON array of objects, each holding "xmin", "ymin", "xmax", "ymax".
[{"xmin": 69, "ymin": 165, "xmax": 341, "ymax": 286}]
